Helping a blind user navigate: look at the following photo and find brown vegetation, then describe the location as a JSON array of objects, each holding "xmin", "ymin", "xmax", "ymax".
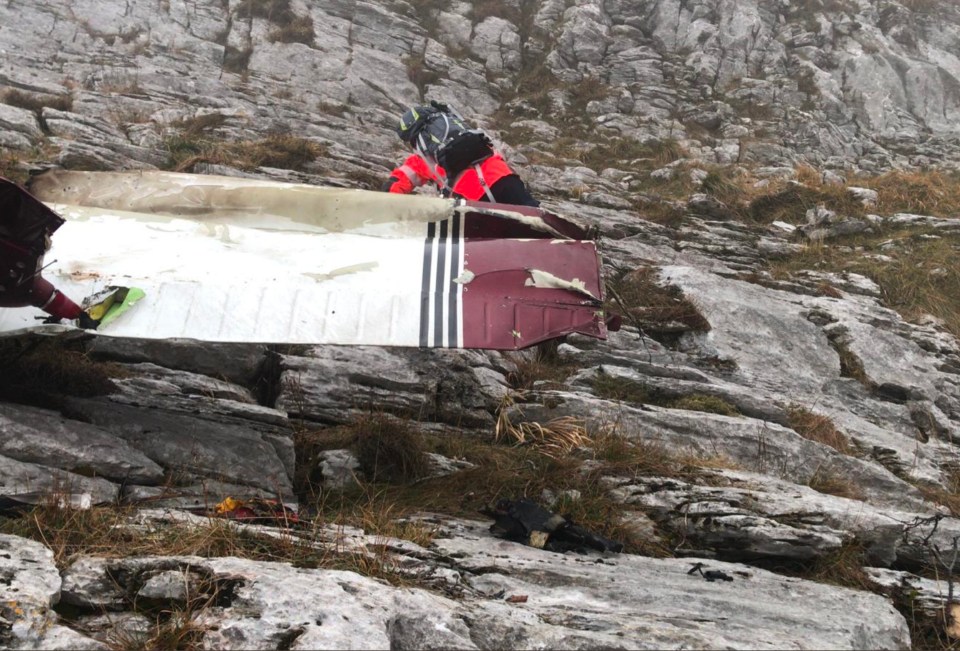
[
  {"xmin": 605, "ymin": 265, "xmax": 711, "ymax": 341},
  {"xmin": 0, "ymin": 338, "xmax": 123, "ymax": 411},
  {"xmin": 770, "ymin": 228, "xmax": 960, "ymax": 337},
  {"xmin": 786, "ymin": 405, "xmax": 854, "ymax": 456},
  {"xmin": 504, "ymin": 340, "xmax": 578, "ymax": 390},
  {"xmin": 807, "ymin": 466, "xmax": 865, "ymax": 500},
  {"xmin": 590, "ymin": 372, "xmax": 740, "ymax": 416},
  {"xmin": 352, "ymin": 414, "xmax": 431, "ymax": 483},
  {"xmin": 165, "ymin": 132, "xmax": 325, "ymax": 172},
  {"xmin": 268, "ymin": 15, "xmax": 315, "ymax": 45},
  {"xmin": 2, "ymin": 89, "xmax": 73, "ymax": 113},
  {"xmin": 293, "ymin": 412, "xmax": 737, "ymax": 558}
]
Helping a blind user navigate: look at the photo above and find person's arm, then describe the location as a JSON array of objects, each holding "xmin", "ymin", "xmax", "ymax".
[
  {"xmin": 381, "ymin": 175, "xmax": 402, "ymax": 192},
  {"xmin": 384, "ymin": 155, "xmax": 434, "ymax": 194},
  {"xmin": 31, "ymin": 276, "xmax": 82, "ymax": 321}
]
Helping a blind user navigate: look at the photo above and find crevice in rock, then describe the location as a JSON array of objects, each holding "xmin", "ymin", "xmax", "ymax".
[
  {"xmin": 825, "ymin": 333, "xmax": 872, "ymax": 388},
  {"xmin": 870, "ymin": 446, "xmax": 910, "ymax": 479},
  {"xmin": 274, "ymin": 626, "xmax": 305, "ymax": 650},
  {"xmin": 254, "ymin": 349, "xmax": 284, "ymax": 408},
  {"xmin": 873, "ymin": 383, "xmax": 911, "ymax": 404}
]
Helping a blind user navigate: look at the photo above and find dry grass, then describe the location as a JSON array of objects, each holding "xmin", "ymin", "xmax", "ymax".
[
  {"xmin": 605, "ymin": 265, "xmax": 711, "ymax": 340},
  {"xmin": 803, "ymin": 540, "xmax": 872, "ymax": 590},
  {"xmin": 3, "ymin": 422, "xmax": 741, "ymax": 594},
  {"xmin": 2, "ymin": 88, "xmax": 73, "ymax": 113},
  {"xmin": 469, "ymin": 0, "xmax": 521, "ymax": 26},
  {"xmin": 0, "ymin": 151, "xmax": 28, "ymax": 183},
  {"xmin": 590, "ymin": 373, "xmax": 656, "ymax": 404},
  {"xmin": 236, "ymin": 0, "xmax": 297, "ymax": 24},
  {"xmin": 1, "ymin": 502, "xmax": 308, "ymax": 569},
  {"xmin": 746, "ymin": 167, "xmax": 960, "ymax": 335},
  {"xmin": 268, "ymin": 15, "xmax": 315, "ymax": 44},
  {"xmin": 165, "ymin": 133, "xmax": 325, "ymax": 172},
  {"xmin": 104, "ymin": 597, "xmax": 212, "ymax": 651},
  {"xmin": 787, "ymin": 405, "xmax": 854, "ymax": 456},
  {"xmin": 862, "ymin": 169, "xmax": 960, "ymax": 217},
  {"xmin": 915, "ymin": 469, "xmax": 960, "ymax": 518},
  {"xmin": 862, "ymin": 238, "xmax": 960, "ymax": 335},
  {"xmin": 314, "ymin": 488, "xmax": 438, "ymax": 548},
  {"xmin": 639, "ymin": 164, "xmax": 960, "ymax": 227},
  {"xmin": 0, "ymin": 498, "xmax": 430, "ymax": 649},
  {"xmin": 542, "ymin": 136, "xmax": 686, "ymax": 175},
  {"xmin": 495, "ymin": 410, "xmax": 592, "ymax": 459},
  {"xmin": 504, "ymin": 340, "xmax": 577, "ymax": 390},
  {"xmin": 0, "ymin": 338, "xmax": 125, "ymax": 410},
  {"xmin": 831, "ymin": 338, "xmax": 871, "ymax": 385},
  {"xmin": 294, "ymin": 417, "xmax": 737, "ymax": 557},
  {"xmin": 294, "ymin": 414, "xmax": 431, "ymax": 496},
  {"xmin": 746, "ymin": 179, "xmax": 866, "ymax": 224},
  {"xmin": 0, "ymin": 498, "xmax": 415, "ymax": 588},
  {"xmin": 590, "ymin": 431, "xmax": 738, "ymax": 477},
  {"xmin": 403, "ymin": 52, "xmax": 440, "ymax": 96},
  {"xmin": 590, "ymin": 372, "xmax": 739, "ymax": 416},
  {"xmin": 916, "ymin": 484, "xmax": 960, "ymax": 519},
  {"xmin": 170, "ymin": 113, "xmax": 227, "ymax": 138},
  {"xmin": 668, "ymin": 394, "xmax": 740, "ymax": 416},
  {"xmin": 634, "ymin": 197, "xmax": 688, "ymax": 226},
  {"xmin": 807, "ymin": 466, "xmax": 865, "ymax": 500},
  {"xmin": 770, "ymin": 230, "xmax": 960, "ymax": 337},
  {"xmin": 352, "ymin": 414, "xmax": 431, "ymax": 484},
  {"xmin": 293, "ymin": 424, "xmax": 357, "ymax": 497}
]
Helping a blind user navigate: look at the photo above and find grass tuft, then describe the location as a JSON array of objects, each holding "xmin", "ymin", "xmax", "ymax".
[
  {"xmin": 590, "ymin": 372, "xmax": 739, "ymax": 416},
  {"xmin": 770, "ymin": 228, "xmax": 960, "ymax": 337},
  {"xmin": 605, "ymin": 265, "xmax": 711, "ymax": 341},
  {"xmin": 504, "ymin": 340, "xmax": 576, "ymax": 390},
  {"xmin": 804, "ymin": 540, "xmax": 872, "ymax": 590},
  {"xmin": 268, "ymin": 15, "xmax": 315, "ymax": 44},
  {"xmin": 495, "ymin": 410, "xmax": 592, "ymax": 459},
  {"xmin": 352, "ymin": 414, "xmax": 431, "ymax": 484},
  {"xmin": 787, "ymin": 405, "xmax": 854, "ymax": 456},
  {"xmin": 668, "ymin": 394, "xmax": 740, "ymax": 416},
  {"xmin": 2, "ymin": 89, "xmax": 73, "ymax": 113},
  {"xmin": 865, "ymin": 169, "xmax": 960, "ymax": 217},
  {"xmin": 165, "ymin": 133, "xmax": 325, "ymax": 172},
  {"xmin": 0, "ymin": 338, "xmax": 123, "ymax": 410},
  {"xmin": 807, "ymin": 466, "xmax": 865, "ymax": 500}
]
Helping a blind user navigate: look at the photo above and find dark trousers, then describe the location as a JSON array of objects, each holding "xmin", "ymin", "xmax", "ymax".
[{"xmin": 488, "ymin": 174, "xmax": 539, "ymax": 207}]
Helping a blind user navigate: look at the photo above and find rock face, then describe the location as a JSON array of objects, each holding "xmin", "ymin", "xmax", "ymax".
[
  {"xmin": 0, "ymin": 534, "xmax": 106, "ymax": 650},
  {"xmin": 10, "ymin": 515, "xmax": 903, "ymax": 650},
  {"xmin": 1, "ymin": 0, "xmax": 960, "ymax": 183},
  {"xmin": 2, "ymin": 1, "xmax": 960, "ymax": 648}
]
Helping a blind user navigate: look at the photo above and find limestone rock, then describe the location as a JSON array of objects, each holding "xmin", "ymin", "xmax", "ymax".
[{"xmin": 0, "ymin": 534, "xmax": 104, "ymax": 650}]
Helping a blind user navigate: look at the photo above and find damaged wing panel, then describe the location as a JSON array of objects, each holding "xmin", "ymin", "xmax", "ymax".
[{"xmin": 0, "ymin": 171, "xmax": 610, "ymax": 350}]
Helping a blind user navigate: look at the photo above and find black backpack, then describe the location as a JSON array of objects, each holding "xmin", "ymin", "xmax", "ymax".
[{"xmin": 407, "ymin": 102, "xmax": 495, "ymax": 184}]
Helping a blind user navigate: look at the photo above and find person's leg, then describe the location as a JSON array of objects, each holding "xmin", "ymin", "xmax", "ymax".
[{"xmin": 488, "ymin": 174, "xmax": 539, "ymax": 207}]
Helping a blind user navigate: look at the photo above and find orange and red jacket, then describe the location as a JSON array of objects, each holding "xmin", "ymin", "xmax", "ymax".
[{"xmin": 386, "ymin": 153, "xmax": 514, "ymax": 201}]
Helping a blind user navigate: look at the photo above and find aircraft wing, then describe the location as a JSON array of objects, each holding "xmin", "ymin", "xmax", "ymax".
[{"xmin": 0, "ymin": 170, "xmax": 610, "ymax": 350}]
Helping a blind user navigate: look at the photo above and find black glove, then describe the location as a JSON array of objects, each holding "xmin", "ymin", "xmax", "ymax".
[
  {"xmin": 380, "ymin": 176, "xmax": 400, "ymax": 192},
  {"xmin": 77, "ymin": 312, "xmax": 100, "ymax": 330}
]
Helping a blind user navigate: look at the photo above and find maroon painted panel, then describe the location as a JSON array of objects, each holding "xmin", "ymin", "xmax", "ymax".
[
  {"xmin": 459, "ymin": 200, "xmax": 593, "ymax": 240},
  {"xmin": 460, "ymin": 238, "xmax": 607, "ymax": 349}
]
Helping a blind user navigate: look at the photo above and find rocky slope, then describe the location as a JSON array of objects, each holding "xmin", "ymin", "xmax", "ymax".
[{"xmin": 2, "ymin": 0, "xmax": 960, "ymax": 649}]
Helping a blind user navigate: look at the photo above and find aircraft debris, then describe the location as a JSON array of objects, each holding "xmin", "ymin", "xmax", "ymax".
[{"xmin": 0, "ymin": 170, "xmax": 616, "ymax": 351}]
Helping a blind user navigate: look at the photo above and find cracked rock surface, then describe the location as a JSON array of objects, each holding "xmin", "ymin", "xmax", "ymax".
[{"xmin": 3, "ymin": 1, "xmax": 960, "ymax": 648}]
